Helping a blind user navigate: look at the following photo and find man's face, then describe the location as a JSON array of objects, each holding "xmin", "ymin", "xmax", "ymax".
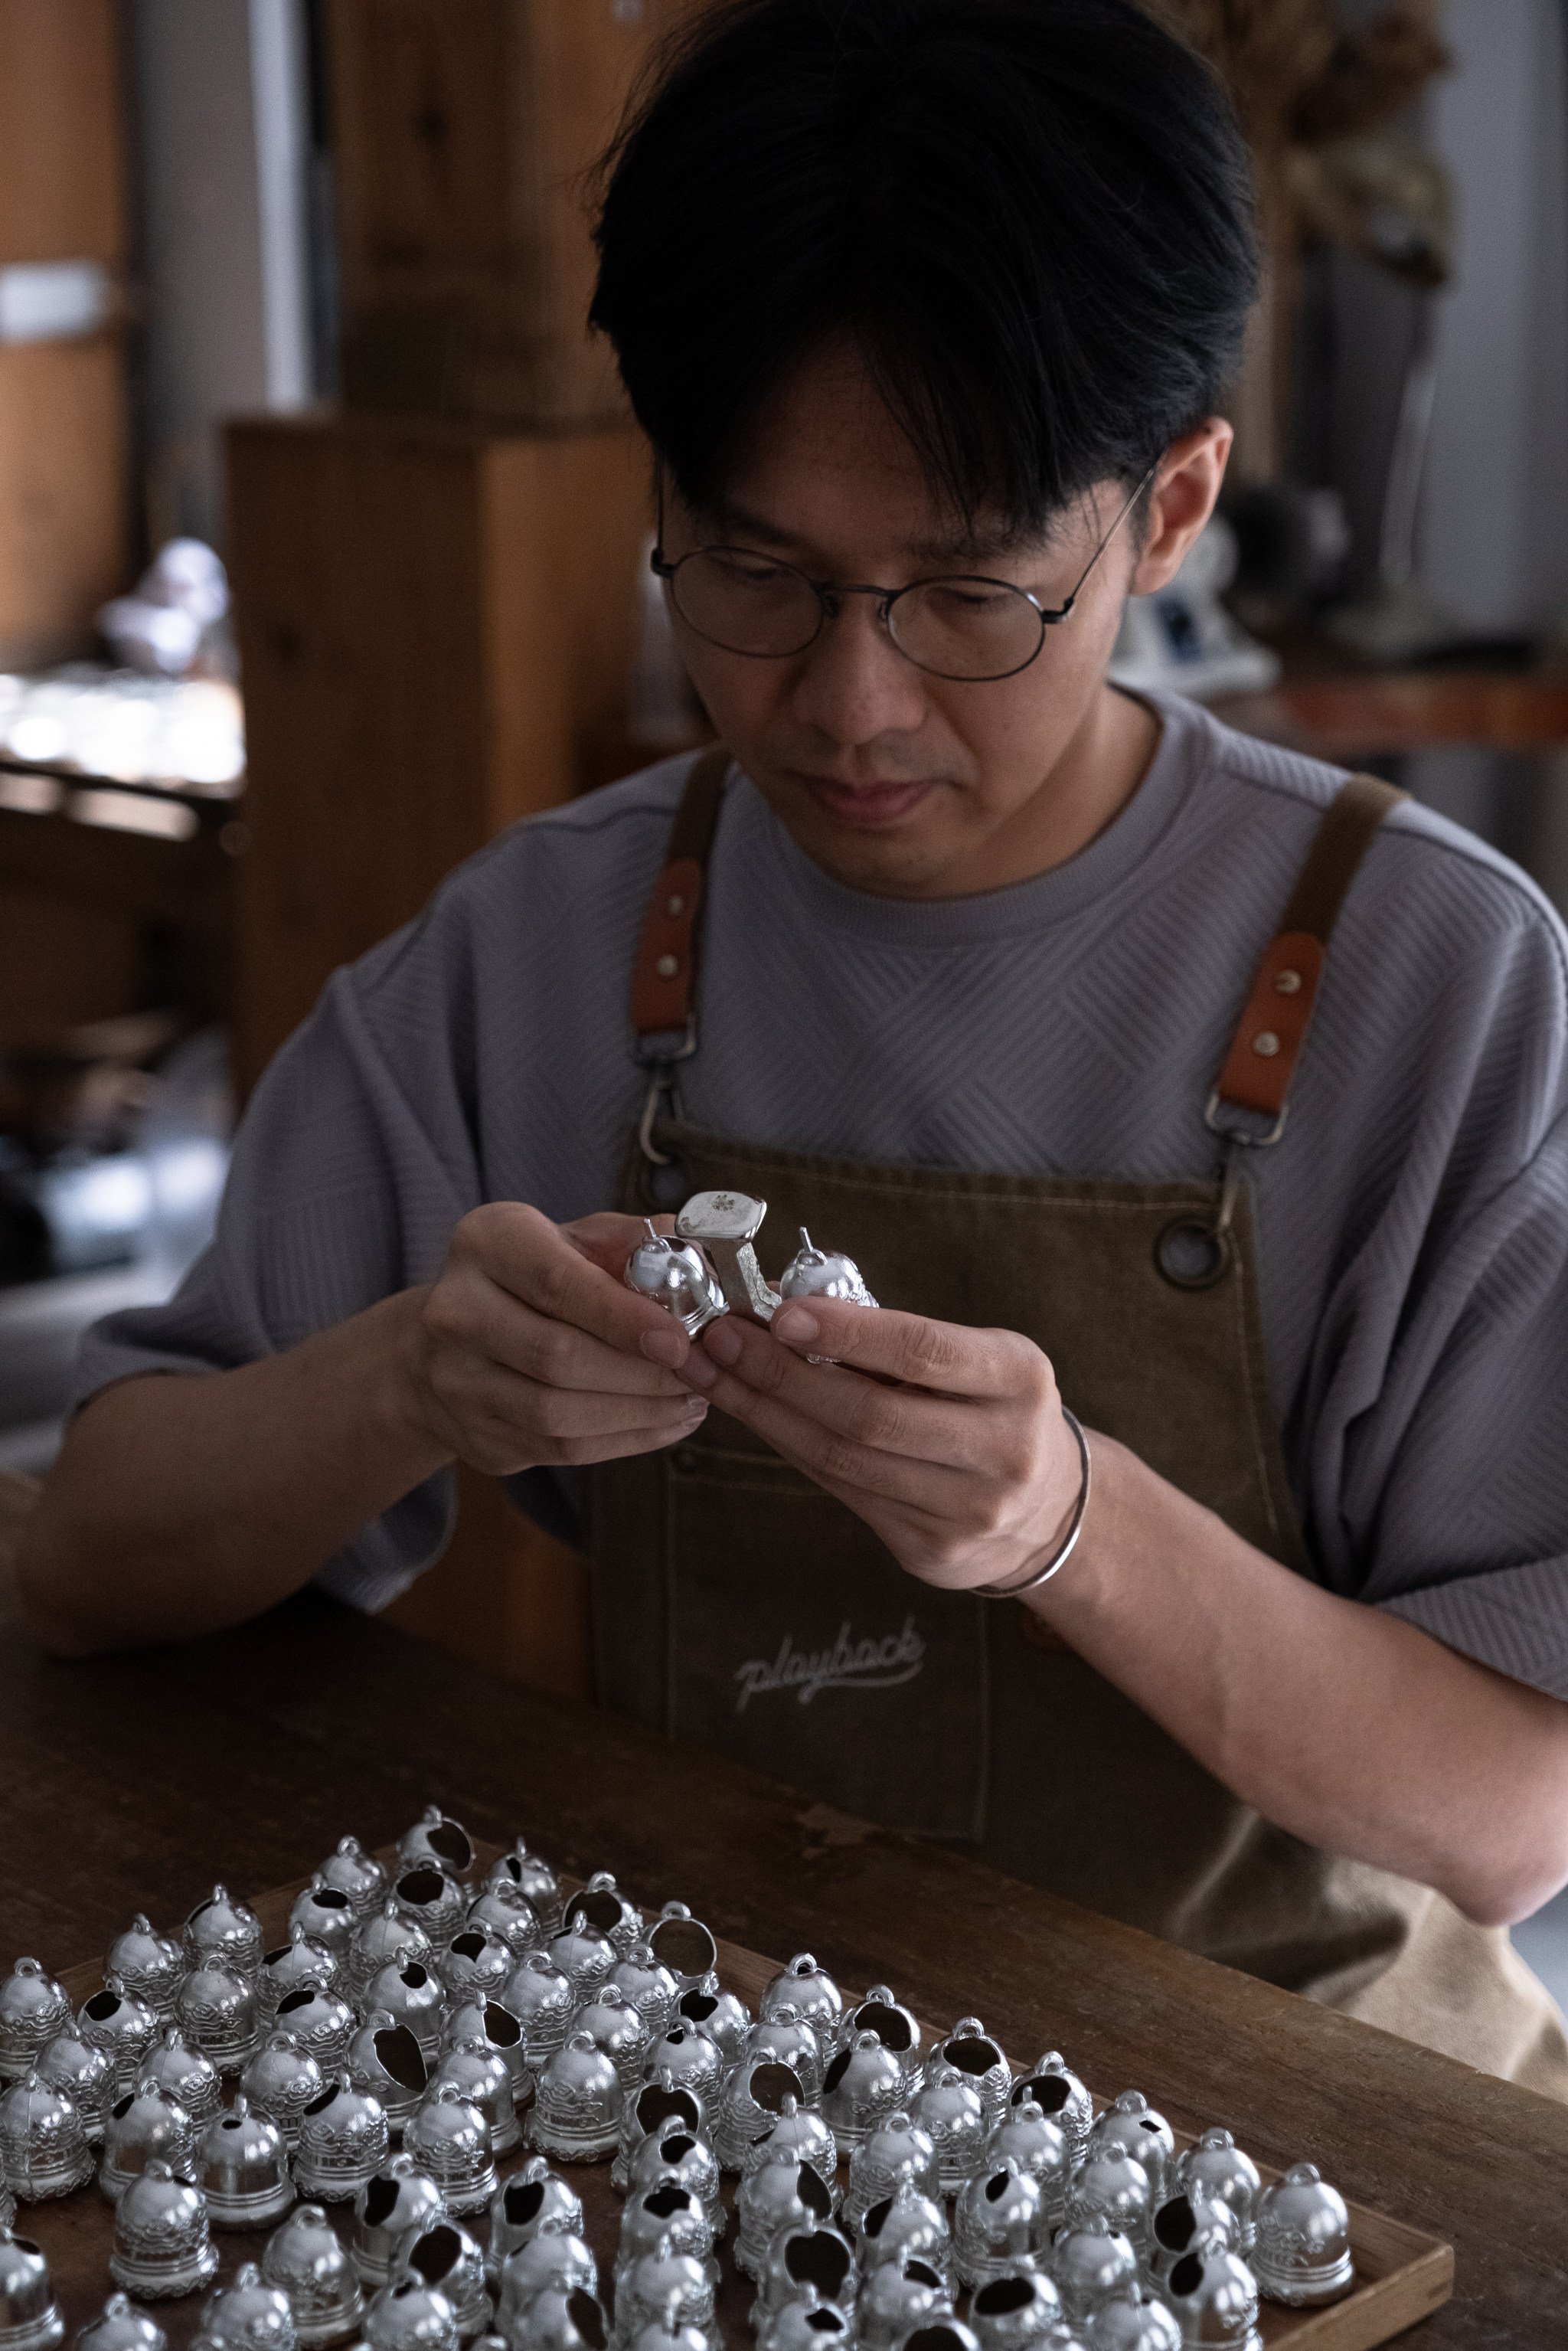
[{"xmin": 659, "ymin": 343, "xmax": 1171, "ymax": 898}]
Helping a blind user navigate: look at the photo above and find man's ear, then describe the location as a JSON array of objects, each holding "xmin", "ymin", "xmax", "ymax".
[{"xmin": 1127, "ymin": 420, "xmax": 1233, "ymax": 596}]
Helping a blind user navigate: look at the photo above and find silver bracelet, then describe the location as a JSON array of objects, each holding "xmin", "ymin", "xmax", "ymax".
[{"xmin": 972, "ymin": 1407, "xmax": 1091, "ymax": 1599}]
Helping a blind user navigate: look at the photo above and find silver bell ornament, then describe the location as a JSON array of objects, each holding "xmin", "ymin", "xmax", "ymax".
[
  {"xmin": 750, "ymin": 2219, "xmax": 858, "ymax": 2333},
  {"xmin": 1067, "ymin": 2152, "xmax": 1155, "ymax": 2258},
  {"xmin": 926, "ymin": 2021, "xmax": 1011, "ymax": 2136},
  {"xmin": 1083, "ymin": 2287, "xmax": 1183, "ymax": 2351},
  {"xmin": 0, "ymin": 1967, "xmax": 72, "ymax": 2086},
  {"xmin": 243, "ymin": 2034, "xmax": 327, "ymax": 2152},
  {"xmin": 568, "ymin": 1989, "xmax": 652, "ymax": 2098},
  {"xmin": 639, "ymin": 2025, "xmax": 720, "ymax": 2115},
  {"xmin": 628, "ymin": 2131, "xmax": 723, "ymax": 2237},
  {"xmin": 712, "ymin": 2056, "xmax": 807, "ymax": 2175},
  {"xmin": 0, "ymin": 2189, "xmax": 11, "ymax": 2234},
  {"xmin": 484, "ymin": 2158, "xmax": 583, "ymax": 2284},
  {"xmin": 73, "ymin": 2291, "xmax": 167, "ymax": 2351},
  {"xmin": 547, "ymin": 1928, "xmax": 616, "ymax": 2008},
  {"xmin": 1087, "ymin": 2096, "xmax": 1174, "ymax": 2209},
  {"xmin": 105, "ymin": 1924, "xmax": 185, "ymax": 2025},
  {"xmin": 743, "ymin": 2090, "xmax": 837, "ymax": 2186},
  {"xmin": 261, "ymin": 2202, "xmax": 364, "ymax": 2347},
  {"xmin": 968, "ymin": 2268, "xmax": 1064, "ymax": 2351},
  {"xmin": 756, "ymin": 2303, "xmax": 851, "ymax": 2351},
  {"xmin": 463, "ymin": 1887, "xmax": 542, "ymax": 1967},
  {"xmin": 982, "ymin": 2098, "xmax": 1070, "ymax": 2225},
  {"xmin": 1146, "ymin": 2197, "xmax": 1241, "ymax": 2300},
  {"xmin": 623, "ymin": 1224, "xmax": 726, "ymax": 1339},
  {"xmin": 138, "ymin": 2025, "xmax": 223, "ymax": 2127},
  {"xmin": 350, "ymin": 1907, "xmax": 434, "ymax": 2009},
  {"xmin": 854, "ymin": 2254, "xmax": 950, "ymax": 2351},
  {"xmin": 906, "ymin": 2067, "xmax": 987, "ymax": 2194},
  {"xmin": 315, "ymin": 1839, "xmax": 387, "ymax": 1922},
  {"xmin": 528, "ymin": 2033, "xmax": 622, "ymax": 2165},
  {"xmin": 841, "ymin": 1988, "xmax": 921, "ymax": 2085},
  {"xmin": 897, "ymin": 2324, "xmax": 981, "ymax": 2351},
  {"xmin": 201, "ymin": 2262, "xmax": 297, "ymax": 2351},
  {"xmin": 77, "ymin": 1979, "xmax": 160, "ymax": 2094},
  {"xmin": 842, "ymin": 2110, "xmax": 939, "ymax": 2233},
  {"xmin": 620, "ymin": 2314, "xmax": 707, "ymax": 2351},
  {"xmin": 609, "ymin": 2081, "xmax": 706, "ymax": 2196},
  {"xmin": 193, "ymin": 2095, "xmax": 295, "ymax": 2228},
  {"xmin": 734, "ymin": 2010, "xmax": 823, "ymax": 2104},
  {"xmin": 0, "ymin": 2068, "xmax": 96, "ymax": 2201},
  {"xmin": 353, "ymin": 2156, "xmax": 449, "ymax": 2287},
  {"xmin": 856, "ymin": 2183, "xmax": 951, "ymax": 2287},
  {"xmin": 100, "ymin": 2084, "xmax": 197, "ymax": 2203},
  {"xmin": 643, "ymin": 1908, "xmax": 717, "ymax": 1993},
  {"xmin": 494, "ymin": 2231, "xmax": 598, "ymax": 2341},
  {"xmin": 0, "ymin": 2226, "xmax": 64, "ymax": 2351},
  {"xmin": 394, "ymin": 2219, "xmax": 492, "ymax": 2343},
  {"xmin": 606, "ymin": 1950, "xmax": 679, "ymax": 2042},
  {"xmin": 670, "ymin": 1985, "xmax": 749, "ymax": 2068},
  {"xmin": 34, "ymin": 2029, "xmax": 114, "ymax": 2144},
  {"xmin": 270, "ymin": 1989, "xmax": 355, "ymax": 2076},
  {"xmin": 1174, "ymin": 2134, "xmax": 1261, "ymax": 2257},
  {"xmin": 611, "ymin": 2235, "xmax": 715, "ymax": 2351},
  {"xmin": 500, "ymin": 1954, "xmax": 575, "ymax": 2069},
  {"xmin": 614, "ymin": 2183, "xmax": 717, "ymax": 2284},
  {"xmin": 185, "ymin": 1889, "xmax": 264, "ymax": 1986},
  {"xmin": 108, "ymin": 2158, "xmax": 219, "ymax": 2299},
  {"xmin": 404, "ymin": 2085, "xmax": 496, "ymax": 2218},
  {"xmin": 734, "ymin": 2152, "xmax": 835, "ymax": 2282},
  {"xmin": 760, "ymin": 1957, "xmax": 843, "ymax": 2056},
  {"xmin": 363, "ymin": 2277, "xmax": 459, "ymax": 2351},
  {"xmin": 564, "ymin": 1875, "xmax": 646, "ymax": 1961},
  {"xmin": 779, "ymin": 1231, "xmax": 878, "ymax": 1308},
  {"xmin": 1160, "ymin": 2239, "xmax": 1262, "ymax": 2350},
  {"xmin": 400, "ymin": 1810, "xmax": 479, "ymax": 1888},
  {"xmin": 953, "ymin": 2160, "xmax": 1047, "ymax": 2292},
  {"xmin": 392, "ymin": 1871, "xmax": 467, "ymax": 1959},
  {"xmin": 175, "ymin": 1963, "xmax": 260, "ymax": 2074},
  {"xmin": 438, "ymin": 2003, "xmax": 528, "ymax": 2114},
  {"xmin": 285, "ymin": 1891, "xmax": 357, "ymax": 1977},
  {"xmin": 292, "ymin": 2073, "xmax": 390, "ymax": 2202},
  {"xmin": 439, "ymin": 1934, "xmax": 514, "ymax": 2014},
  {"xmin": 1050, "ymin": 2216, "xmax": 1139, "ymax": 2328},
  {"xmin": 1009, "ymin": 2055, "xmax": 1093, "ymax": 2166},
  {"xmin": 485, "ymin": 1846, "xmax": 563, "ymax": 1939},
  {"xmin": 821, "ymin": 2032, "xmax": 907, "ymax": 2158},
  {"xmin": 504, "ymin": 2290, "xmax": 608, "ymax": 2351},
  {"xmin": 361, "ymin": 1965, "xmax": 446, "ymax": 2068},
  {"xmin": 1250, "ymin": 2163, "xmax": 1353, "ymax": 2307},
  {"xmin": 430, "ymin": 2039, "xmax": 519, "ymax": 2158}
]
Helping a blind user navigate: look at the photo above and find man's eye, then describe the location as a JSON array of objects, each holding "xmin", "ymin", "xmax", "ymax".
[
  {"xmin": 709, "ymin": 552, "xmax": 790, "ymax": 589},
  {"xmin": 926, "ymin": 581, "xmax": 1015, "ymax": 614}
]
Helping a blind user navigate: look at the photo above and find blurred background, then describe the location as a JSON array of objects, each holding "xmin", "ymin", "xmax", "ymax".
[{"xmin": 0, "ymin": 0, "xmax": 1566, "ymax": 1975}]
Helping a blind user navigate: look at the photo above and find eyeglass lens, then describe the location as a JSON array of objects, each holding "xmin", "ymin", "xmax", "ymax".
[{"xmin": 667, "ymin": 549, "xmax": 1047, "ymax": 681}]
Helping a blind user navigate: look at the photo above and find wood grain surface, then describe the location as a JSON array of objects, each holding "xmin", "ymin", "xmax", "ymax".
[{"xmin": 0, "ymin": 1581, "xmax": 1559, "ymax": 2343}]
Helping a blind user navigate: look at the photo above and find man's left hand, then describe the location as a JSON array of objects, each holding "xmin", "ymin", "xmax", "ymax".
[{"xmin": 675, "ymin": 1297, "xmax": 1084, "ymax": 1593}]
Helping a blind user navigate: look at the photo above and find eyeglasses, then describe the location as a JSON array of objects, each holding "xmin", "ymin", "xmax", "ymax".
[{"xmin": 651, "ymin": 463, "xmax": 1156, "ymax": 683}]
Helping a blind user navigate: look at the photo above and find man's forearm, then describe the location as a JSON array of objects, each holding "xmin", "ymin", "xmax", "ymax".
[
  {"xmin": 16, "ymin": 1289, "xmax": 453, "ymax": 1656},
  {"xmin": 1034, "ymin": 1435, "xmax": 1568, "ymax": 1927}
]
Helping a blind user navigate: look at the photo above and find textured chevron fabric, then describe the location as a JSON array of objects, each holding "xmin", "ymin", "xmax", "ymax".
[{"xmin": 75, "ymin": 691, "xmax": 1568, "ymax": 1697}]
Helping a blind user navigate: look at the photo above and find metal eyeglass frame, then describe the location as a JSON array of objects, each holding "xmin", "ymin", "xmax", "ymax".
[{"xmin": 650, "ymin": 460, "xmax": 1159, "ymax": 682}]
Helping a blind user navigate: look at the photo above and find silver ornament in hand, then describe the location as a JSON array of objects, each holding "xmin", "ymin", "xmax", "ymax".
[
  {"xmin": 623, "ymin": 1220, "xmax": 727, "ymax": 1336},
  {"xmin": 779, "ymin": 1228, "xmax": 878, "ymax": 1309}
]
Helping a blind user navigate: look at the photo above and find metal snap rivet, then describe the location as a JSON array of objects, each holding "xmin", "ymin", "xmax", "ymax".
[
  {"xmin": 1251, "ymin": 1031, "xmax": 1281, "ymax": 1057},
  {"xmin": 655, "ymin": 953, "xmax": 680, "ymax": 980},
  {"xmin": 665, "ymin": 894, "xmax": 685, "ymax": 917},
  {"xmin": 1155, "ymin": 1219, "xmax": 1233, "ymax": 1290},
  {"xmin": 1273, "ymin": 969, "xmax": 1302, "ymax": 996}
]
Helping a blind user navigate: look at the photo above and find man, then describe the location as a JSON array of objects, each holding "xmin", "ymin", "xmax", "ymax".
[{"xmin": 20, "ymin": 0, "xmax": 1568, "ymax": 2090}]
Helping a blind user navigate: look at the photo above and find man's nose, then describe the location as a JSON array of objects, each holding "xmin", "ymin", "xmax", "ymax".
[{"xmin": 788, "ymin": 592, "xmax": 929, "ymax": 745}]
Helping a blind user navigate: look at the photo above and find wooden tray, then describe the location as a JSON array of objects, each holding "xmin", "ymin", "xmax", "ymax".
[{"xmin": 21, "ymin": 1850, "xmax": 1452, "ymax": 2351}]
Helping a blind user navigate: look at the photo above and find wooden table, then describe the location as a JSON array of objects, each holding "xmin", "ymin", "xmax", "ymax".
[{"xmin": 2, "ymin": 1578, "xmax": 1563, "ymax": 2345}]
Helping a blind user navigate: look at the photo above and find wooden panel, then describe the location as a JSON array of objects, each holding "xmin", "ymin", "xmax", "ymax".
[
  {"xmin": 226, "ymin": 409, "xmax": 648, "ymax": 1088},
  {"xmin": 327, "ymin": 0, "xmax": 704, "ymax": 423},
  {"xmin": 1212, "ymin": 672, "xmax": 1568, "ymax": 759},
  {"xmin": 0, "ymin": 336, "xmax": 130, "ymax": 665},
  {"xmin": 0, "ymin": 883, "xmax": 140, "ymax": 1037},
  {"xmin": 0, "ymin": 0, "xmax": 126, "ymax": 266}
]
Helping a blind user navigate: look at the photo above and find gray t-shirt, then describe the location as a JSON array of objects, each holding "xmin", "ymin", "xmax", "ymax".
[{"xmin": 76, "ymin": 691, "xmax": 1568, "ymax": 1699}]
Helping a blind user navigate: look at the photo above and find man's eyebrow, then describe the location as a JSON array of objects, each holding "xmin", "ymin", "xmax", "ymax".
[{"xmin": 698, "ymin": 496, "xmax": 1045, "ymax": 568}]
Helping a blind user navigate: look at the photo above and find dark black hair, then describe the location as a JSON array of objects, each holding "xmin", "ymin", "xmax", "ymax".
[{"xmin": 590, "ymin": 0, "xmax": 1257, "ymax": 539}]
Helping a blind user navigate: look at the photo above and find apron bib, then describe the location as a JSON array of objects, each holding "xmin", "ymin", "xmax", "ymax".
[{"xmin": 586, "ymin": 750, "xmax": 1568, "ymax": 2097}]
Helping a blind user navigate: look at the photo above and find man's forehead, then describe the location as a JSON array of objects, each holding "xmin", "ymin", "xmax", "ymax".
[{"xmin": 688, "ymin": 485, "xmax": 1076, "ymax": 568}]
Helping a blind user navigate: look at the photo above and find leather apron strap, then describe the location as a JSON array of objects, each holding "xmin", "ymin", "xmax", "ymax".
[{"xmin": 629, "ymin": 746, "xmax": 732, "ymax": 1051}]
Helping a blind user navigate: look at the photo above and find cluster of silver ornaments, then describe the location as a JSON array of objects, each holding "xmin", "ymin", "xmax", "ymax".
[{"xmin": 624, "ymin": 1194, "xmax": 878, "ymax": 1340}]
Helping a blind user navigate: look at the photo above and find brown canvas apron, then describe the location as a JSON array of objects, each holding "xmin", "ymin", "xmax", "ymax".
[{"xmin": 587, "ymin": 749, "xmax": 1568, "ymax": 2096}]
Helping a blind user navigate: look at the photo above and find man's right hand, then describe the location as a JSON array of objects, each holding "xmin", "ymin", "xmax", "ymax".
[{"xmin": 403, "ymin": 1205, "xmax": 707, "ymax": 1475}]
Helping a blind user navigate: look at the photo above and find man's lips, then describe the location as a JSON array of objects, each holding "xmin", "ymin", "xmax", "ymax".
[{"xmin": 789, "ymin": 770, "xmax": 938, "ymax": 826}]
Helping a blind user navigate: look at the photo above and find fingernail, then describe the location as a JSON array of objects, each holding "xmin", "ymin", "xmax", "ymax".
[
  {"xmin": 639, "ymin": 1325, "xmax": 687, "ymax": 1368},
  {"xmin": 773, "ymin": 1305, "xmax": 819, "ymax": 1346},
  {"xmin": 681, "ymin": 1397, "xmax": 708, "ymax": 1418},
  {"xmin": 679, "ymin": 1350, "xmax": 717, "ymax": 1389},
  {"xmin": 704, "ymin": 1319, "xmax": 742, "ymax": 1366}
]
